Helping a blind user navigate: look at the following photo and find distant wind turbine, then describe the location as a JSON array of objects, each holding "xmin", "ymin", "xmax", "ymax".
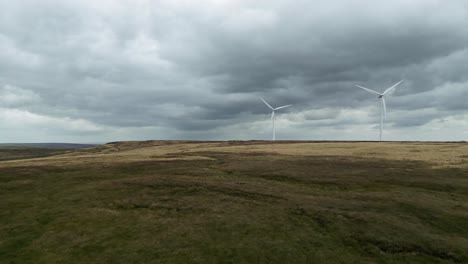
[
  {"xmin": 355, "ymin": 80, "xmax": 404, "ymax": 141},
  {"xmin": 260, "ymin": 97, "xmax": 292, "ymax": 141}
]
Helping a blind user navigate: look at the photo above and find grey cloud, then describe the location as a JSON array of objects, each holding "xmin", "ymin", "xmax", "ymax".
[{"xmin": 0, "ymin": 0, "xmax": 467, "ymax": 142}]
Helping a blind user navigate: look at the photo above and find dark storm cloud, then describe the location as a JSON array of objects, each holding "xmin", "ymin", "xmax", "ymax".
[{"xmin": 0, "ymin": 0, "xmax": 467, "ymax": 141}]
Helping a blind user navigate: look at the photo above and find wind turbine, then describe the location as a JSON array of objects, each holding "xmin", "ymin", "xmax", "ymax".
[
  {"xmin": 260, "ymin": 97, "xmax": 292, "ymax": 141},
  {"xmin": 355, "ymin": 80, "xmax": 404, "ymax": 141}
]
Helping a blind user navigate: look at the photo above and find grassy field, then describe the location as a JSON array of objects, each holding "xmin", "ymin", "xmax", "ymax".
[
  {"xmin": 0, "ymin": 147, "xmax": 75, "ymax": 162},
  {"xmin": 0, "ymin": 141, "xmax": 467, "ymax": 263}
]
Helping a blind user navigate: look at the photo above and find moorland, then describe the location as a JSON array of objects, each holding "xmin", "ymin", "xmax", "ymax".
[{"xmin": 1, "ymin": 141, "xmax": 467, "ymax": 263}]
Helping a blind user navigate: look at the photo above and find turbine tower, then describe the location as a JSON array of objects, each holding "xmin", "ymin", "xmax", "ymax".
[
  {"xmin": 260, "ymin": 97, "xmax": 292, "ymax": 141},
  {"xmin": 355, "ymin": 80, "xmax": 404, "ymax": 141}
]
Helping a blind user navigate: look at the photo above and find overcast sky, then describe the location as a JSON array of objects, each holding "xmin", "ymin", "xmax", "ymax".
[{"xmin": 0, "ymin": 0, "xmax": 467, "ymax": 143}]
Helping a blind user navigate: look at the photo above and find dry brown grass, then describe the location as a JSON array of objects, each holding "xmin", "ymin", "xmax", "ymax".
[
  {"xmin": 191, "ymin": 141, "xmax": 468, "ymax": 169},
  {"xmin": 1, "ymin": 141, "xmax": 466, "ymax": 169},
  {"xmin": 1, "ymin": 141, "xmax": 467, "ymax": 263}
]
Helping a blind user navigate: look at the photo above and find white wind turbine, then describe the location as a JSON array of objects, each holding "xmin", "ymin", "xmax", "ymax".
[
  {"xmin": 355, "ymin": 80, "xmax": 404, "ymax": 141},
  {"xmin": 260, "ymin": 97, "xmax": 292, "ymax": 141}
]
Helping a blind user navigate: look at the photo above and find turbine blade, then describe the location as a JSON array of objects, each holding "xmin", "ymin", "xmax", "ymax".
[
  {"xmin": 383, "ymin": 79, "xmax": 404, "ymax": 95},
  {"xmin": 381, "ymin": 97, "xmax": 387, "ymax": 118},
  {"xmin": 274, "ymin": 104, "xmax": 292, "ymax": 110},
  {"xmin": 271, "ymin": 111, "xmax": 275, "ymax": 120},
  {"xmin": 355, "ymin": 85, "xmax": 382, "ymax": 96},
  {"xmin": 260, "ymin": 97, "xmax": 274, "ymax": 110}
]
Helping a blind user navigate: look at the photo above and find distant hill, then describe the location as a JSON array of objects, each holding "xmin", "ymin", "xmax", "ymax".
[
  {"xmin": 0, "ymin": 143, "xmax": 99, "ymax": 161},
  {"xmin": 0, "ymin": 143, "xmax": 99, "ymax": 149}
]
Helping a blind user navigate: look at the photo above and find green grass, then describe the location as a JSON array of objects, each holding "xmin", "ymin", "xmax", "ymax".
[{"xmin": 0, "ymin": 145, "xmax": 467, "ymax": 263}]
